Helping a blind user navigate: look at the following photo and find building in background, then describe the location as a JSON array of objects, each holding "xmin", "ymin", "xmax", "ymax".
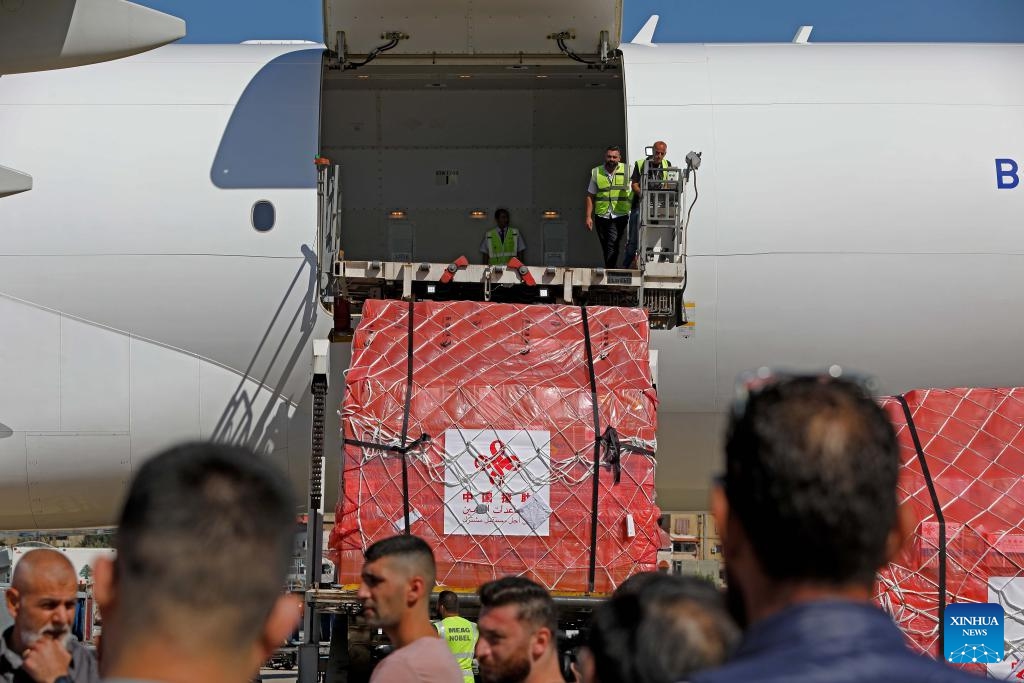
[{"xmin": 657, "ymin": 511, "xmax": 723, "ymax": 584}]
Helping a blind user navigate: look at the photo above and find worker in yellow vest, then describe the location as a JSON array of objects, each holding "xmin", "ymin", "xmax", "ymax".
[
  {"xmin": 479, "ymin": 208, "xmax": 525, "ymax": 265},
  {"xmin": 585, "ymin": 145, "xmax": 634, "ymax": 268},
  {"xmin": 435, "ymin": 590, "xmax": 478, "ymax": 683},
  {"xmin": 622, "ymin": 140, "xmax": 672, "ymax": 268}
]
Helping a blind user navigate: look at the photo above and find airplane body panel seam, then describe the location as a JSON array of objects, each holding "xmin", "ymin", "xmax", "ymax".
[
  {"xmin": 0, "ymin": 253, "xmax": 311, "ymax": 259},
  {"xmin": 0, "ymin": 290, "xmax": 304, "ymax": 408}
]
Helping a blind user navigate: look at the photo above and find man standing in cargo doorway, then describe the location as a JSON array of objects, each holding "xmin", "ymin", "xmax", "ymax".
[
  {"xmin": 435, "ymin": 591, "xmax": 478, "ymax": 683},
  {"xmin": 480, "ymin": 208, "xmax": 526, "ymax": 265},
  {"xmin": 357, "ymin": 535, "xmax": 463, "ymax": 683},
  {"xmin": 692, "ymin": 373, "xmax": 986, "ymax": 683},
  {"xmin": 475, "ymin": 577, "xmax": 562, "ymax": 683},
  {"xmin": 622, "ymin": 141, "xmax": 672, "ymax": 269},
  {"xmin": 585, "ymin": 146, "xmax": 633, "ymax": 268}
]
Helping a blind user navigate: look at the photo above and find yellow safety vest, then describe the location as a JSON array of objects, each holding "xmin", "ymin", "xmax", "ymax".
[
  {"xmin": 436, "ymin": 616, "xmax": 478, "ymax": 683},
  {"xmin": 635, "ymin": 157, "xmax": 671, "ymax": 179},
  {"xmin": 486, "ymin": 227, "xmax": 519, "ymax": 264},
  {"xmin": 592, "ymin": 163, "xmax": 633, "ymax": 216}
]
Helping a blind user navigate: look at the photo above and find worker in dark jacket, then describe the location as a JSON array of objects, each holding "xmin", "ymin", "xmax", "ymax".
[
  {"xmin": 1, "ymin": 549, "xmax": 99, "ymax": 683},
  {"xmin": 692, "ymin": 372, "xmax": 986, "ymax": 683}
]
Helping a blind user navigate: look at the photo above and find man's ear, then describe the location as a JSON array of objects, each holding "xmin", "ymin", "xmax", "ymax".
[
  {"xmin": 92, "ymin": 557, "xmax": 116, "ymax": 613},
  {"xmin": 531, "ymin": 627, "xmax": 551, "ymax": 660},
  {"xmin": 256, "ymin": 593, "xmax": 303, "ymax": 663},
  {"xmin": 886, "ymin": 502, "xmax": 917, "ymax": 563},
  {"xmin": 710, "ymin": 484, "xmax": 729, "ymax": 544},
  {"xmin": 5, "ymin": 586, "xmax": 20, "ymax": 620},
  {"xmin": 406, "ymin": 575, "xmax": 426, "ymax": 607}
]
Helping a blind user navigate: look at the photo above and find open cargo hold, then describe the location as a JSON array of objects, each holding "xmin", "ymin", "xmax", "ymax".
[
  {"xmin": 319, "ymin": 66, "xmax": 624, "ymax": 269},
  {"xmin": 329, "ymin": 300, "xmax": 660, "ymax": 593},
  {"xmin": 876, "ymin": 388, "xmax": 1024, "ymax": 675}
]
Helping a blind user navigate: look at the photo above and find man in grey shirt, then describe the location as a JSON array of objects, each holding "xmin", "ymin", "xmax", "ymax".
[
  {"xmin": 92, "ymin": 442, "xmax": 302, "ymax": 683},
  {"xmin": 2, "ymin": 549, "xmax": 99, "ymax": 683}
]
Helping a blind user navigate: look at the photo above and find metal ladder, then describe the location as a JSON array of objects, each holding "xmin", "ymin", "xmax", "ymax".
[
  {"xmin": 298, "ymin": 340, "xmax": 330, "ymax": 683},
  {"xmin": 316, "ymin": 160, "xmax": 343, "ymax": 302}
]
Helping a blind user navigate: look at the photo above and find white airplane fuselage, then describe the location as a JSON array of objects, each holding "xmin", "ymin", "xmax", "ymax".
[{"xmin": 0, "ymin": 40, "xmax": 1022, "ymax": 528}]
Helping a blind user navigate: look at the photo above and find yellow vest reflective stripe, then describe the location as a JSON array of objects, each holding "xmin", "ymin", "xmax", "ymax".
[
  {"xmin": 592, "ymin": 163, "xmax": 632, "ymax": 216},
  {"xmin": 486, "ymin": 227, "xmax": 519, "ymax": 264},
  {"xmin": 436, "ymin": 616, "xmax": 477, "ymax": 683}
]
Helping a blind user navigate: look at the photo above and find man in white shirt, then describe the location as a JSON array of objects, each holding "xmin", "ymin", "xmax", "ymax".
[{"xmin": 585, "ymin": 146, "xmax": 633, "ymax": 268}]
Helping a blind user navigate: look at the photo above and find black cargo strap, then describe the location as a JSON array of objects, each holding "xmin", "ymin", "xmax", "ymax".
[
  {"xmin": 597, "ymin": 426, "xmax": 655, "ymax": 485},
  {"xmin": 343, "ymin": 301, "xmax": 418, "ymax": 534},
  {"xmin": 581, "ymin": 306, "xmax": 602, "ymax": 593},
  {"xmin": 343, "ymin": 433, "xmax": 432, "ymax": 454},
  {"xmin": 896, "ymin": 394, "xmax": 946, "ymax": 656},
  {"xmin": 600, "ymin": 425, "xmax": 621, "ymax": 484},
  {"xmin": 398, "ymin": 300, "xmax": 416, "ymax": 533}
]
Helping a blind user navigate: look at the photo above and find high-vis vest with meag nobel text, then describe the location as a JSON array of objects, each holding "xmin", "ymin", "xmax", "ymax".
[
  {"xmin": 436, "ymin": 616, "xmax": 478, "ymax": 683},
  {"xmin": 592, "ymin": 163, "xmax": 633, "ymax": 216},
  {"xmin": 485, "ymin": 227, "xmax": 519, "ymax": 264}
]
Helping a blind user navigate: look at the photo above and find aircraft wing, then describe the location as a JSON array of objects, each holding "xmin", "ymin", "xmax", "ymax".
[
  {"xmin": 0, "ymin": 0, "xmax": 185, "ymax": 75},
  {"xmin": 0, "ymin": 166, "xmax": 32, "ymax": 198}
]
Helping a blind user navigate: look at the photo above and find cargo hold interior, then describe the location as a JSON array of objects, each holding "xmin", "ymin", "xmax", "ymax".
[{"xmin": 319, "ymin": 64, "xmax": 626, "ymax": 268}]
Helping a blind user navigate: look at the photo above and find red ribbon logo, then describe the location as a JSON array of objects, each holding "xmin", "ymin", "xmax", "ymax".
[{"xmin": 475, "ymin": 439, "xmax": 521, "ymax": 486}]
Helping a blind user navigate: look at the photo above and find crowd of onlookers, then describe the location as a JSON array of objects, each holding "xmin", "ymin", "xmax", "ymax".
[{"xmin": 2, "ymin": 374, "xmax": 990, "ymax": 683}]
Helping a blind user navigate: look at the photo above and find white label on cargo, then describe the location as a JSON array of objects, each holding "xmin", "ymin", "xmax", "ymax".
[
  {"xmin": 391, "ymin": 507, "xmax": 422, "ymax": 533},
  {"xmin": 443, "ymin": 429, "xmax": 551, "ymax": 536},
  {"xmin": 518, "ymin": 495, "xmax": 553, "ymax": 531},
  {"xmin": 988, "ymin": 577, "xmax": 1024, "ymax": 679}
]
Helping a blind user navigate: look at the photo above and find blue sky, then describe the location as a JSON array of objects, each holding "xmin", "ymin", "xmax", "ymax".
[{"xmin": 136, "ymin": 0, "xmax": 1024, "ymax": 44}]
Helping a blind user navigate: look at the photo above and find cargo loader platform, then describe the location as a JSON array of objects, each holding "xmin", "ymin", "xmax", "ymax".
[{"xmin": 326, "ymin": 258, "xmax": 687, "ymax": 329}]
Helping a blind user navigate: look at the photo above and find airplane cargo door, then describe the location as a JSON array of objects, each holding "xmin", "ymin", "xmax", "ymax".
[
  {"xmin": 319, "ymin": 0, "xmax": 629, "ymax": 269},
  {"xmin": 323, "ymin": 0, "xmax": 622, "ymax": 58}
]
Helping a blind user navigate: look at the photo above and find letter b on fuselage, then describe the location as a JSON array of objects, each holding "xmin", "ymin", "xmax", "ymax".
[{"xmin": 996, "ymin": 158, "xmax": 1019, "ymax": 189}]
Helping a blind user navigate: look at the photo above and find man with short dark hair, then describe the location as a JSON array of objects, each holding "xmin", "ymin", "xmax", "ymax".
[
  {"xmin": 358, "ymin": 535, "xmax": 462, "ymax": 683},
  {"xmin": 435, "ymin": 591, "xmax": 477, "ymax": 683},
  {"xmin": 92, "ymin": 442, "xmax": 302, "ymax": 683},
  {"xmin": 692, "ymin": 374, "xmax": 984, "ymax": 683},
  {"xmin": 581, "ymin": 572, "xmax": 738, "ymax": 683},
  {"xmin": 2, "ymin": 549, "xmax": 99, "ymax": 683},
  {"xmin": 585, "ymin": 146, "xmax": 633, "ymax": 268},
  {"xmin": 480, "ymin": 208, "xmax": 525, "ymax": 265},
  {"xmin": 475, "ymin": 577, "xmax": 560, "ymax": 683}
]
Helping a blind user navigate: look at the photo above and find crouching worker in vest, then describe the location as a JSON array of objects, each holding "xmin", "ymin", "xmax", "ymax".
[
  {"xmin": 435, "ymin": 591, "xmax": 478, "ymax": 683},
  {"xmin": 480, "ymin": 208, "xmax": 525, "ymax": 265}
]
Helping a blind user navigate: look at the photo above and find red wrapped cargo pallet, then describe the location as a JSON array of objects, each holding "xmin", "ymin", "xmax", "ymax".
[
  {"xmin": 876, "ymin": 388, "xmax": 1024, "ymax": 676},
  {"xmin": 329, "ymin": 300, "xmax": 660, "ymax": 593}
]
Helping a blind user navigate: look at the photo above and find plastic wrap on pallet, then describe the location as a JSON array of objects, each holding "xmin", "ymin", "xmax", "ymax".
[
  {"xmin": 329, "ymin": 300, "xmax": 660, "ymax": 593},
  {"xmin": 875, "ymin": 388, "xmax": 1024, "ymax": 675}
]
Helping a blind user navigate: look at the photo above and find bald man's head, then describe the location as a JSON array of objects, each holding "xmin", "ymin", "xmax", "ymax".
[
  {"xmin": 11, "ymin": 549, "xmax": 76, "ymax": 591},
  {"xmin": 5, "ymin": 549, "xmax": 79, "ymax": 652},
  {"xmin": 651, "ymin": 141, "xmax": 668, "ymax": 164}
]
